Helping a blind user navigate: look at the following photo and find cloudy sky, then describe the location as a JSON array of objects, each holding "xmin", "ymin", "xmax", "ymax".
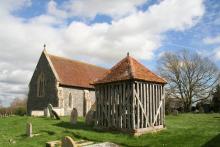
[{"xmin": 0, "ymin": 0, "xmax": 220, "ymax": 106}]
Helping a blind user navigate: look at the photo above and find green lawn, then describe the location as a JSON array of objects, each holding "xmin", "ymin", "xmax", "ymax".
[{"xmin": 0, "ymin": 113, "xmax": 220, "ymax": 147}]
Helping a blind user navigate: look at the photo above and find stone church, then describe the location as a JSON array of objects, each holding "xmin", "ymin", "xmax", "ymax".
[{"xmin": 27, "ymin": 49, "xmax": 108, "ymax": 116}]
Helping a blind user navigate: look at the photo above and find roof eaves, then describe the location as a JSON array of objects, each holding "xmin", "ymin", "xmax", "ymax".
[{"xmin": 44, "ymin": 52, "xmax": 60, "ymax": 82}]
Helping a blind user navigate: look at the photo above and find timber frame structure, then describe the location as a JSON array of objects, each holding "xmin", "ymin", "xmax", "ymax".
[{"xmin": 93, "ymin": 54, "xmax": 166, "ymax": 136}]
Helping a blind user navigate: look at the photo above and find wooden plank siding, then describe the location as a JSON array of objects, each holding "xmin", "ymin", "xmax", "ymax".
[{"xmin": 95, "ymin": 81, "xmax": 165, "ymax": 134}]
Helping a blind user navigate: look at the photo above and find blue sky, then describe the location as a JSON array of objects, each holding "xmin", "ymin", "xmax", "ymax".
[{"xmin": 0, "ymin": 0, "xmax": 220, "ymax": 106}]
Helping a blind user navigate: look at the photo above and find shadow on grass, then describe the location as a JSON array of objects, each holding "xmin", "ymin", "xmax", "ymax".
[
  {"xmin": 202, "ymin": 134, "xmax": 220, "ymax": 147},
  {"xmin": 53, "ymin": 121, "xmax": 93, "ymax": 131},
  {"xmin": 53, "ymin": 121, "xmax": 123, "ymax": 135},
  {"xmin": 213, "ymin": 117, "xmax": 220, "ymax": 119},
  {"xmin": 40, "ymin": 130, "xmax": 56, "ymax": 135},
  {"xmin": 53, "ymin": 121, "xmax": 135, "ymax": 146}
]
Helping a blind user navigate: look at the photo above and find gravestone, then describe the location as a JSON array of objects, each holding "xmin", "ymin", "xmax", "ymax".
[
  {"xmin": 70, "ymin": 108, "xmax": 78, "ymax": 125},
  {"xmin": 44, "ymin": 108, "xmax": 50, "ymax": 117},
  {"xmin": 47, "ymin": 104, "xmax": 60, "ymax": 120},
  {"xmin": 85, "ymin": 110, "xmax": 96, "ymax": 126},
  {"xmin": 46, "ymin": 140, "xmax": 61, "ymax": 147},
  {"xmin": 48, "ymin": 104, "xmax": 55, "ymax": 118},
  {"xmin": 61, "ymin": 136, "xmax": 76, "ymax": 147},
  {"xmin": 26, "ymin": 122, "xmax": 32, "ymax": 137},
  {"xmin": 172, "ymin": 110, "xmax": 178, "ymax": 116}
]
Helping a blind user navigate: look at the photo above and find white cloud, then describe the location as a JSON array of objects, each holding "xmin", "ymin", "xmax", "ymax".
[
  {"xmin": 214, "ymin": 47, "xmax": 220, "ymax": 59},
  {"xmin": 63, "ymin": 0, "xmax": 147, "ymax": 20},
  {"xmin": 203, "ymin": 35, "xmax": 220, "ymax": 44},
  {"xmin": 47, "ymin": 0, "xmax": 68, "ymax": 19},
  {"xmin": 203, "ymin": 35, "xmax": 220, "ymax": 60},
  {"xmin": 0, "ymin": 0, "xmax": 205, "ymax": 106}
]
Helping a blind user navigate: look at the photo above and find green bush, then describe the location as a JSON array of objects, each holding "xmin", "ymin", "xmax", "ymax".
[{"xmin": 14, "ymin": 107, "xmax": 26, "ymax": 116}]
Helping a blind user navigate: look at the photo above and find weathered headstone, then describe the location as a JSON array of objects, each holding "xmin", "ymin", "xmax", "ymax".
[
  {"xmin": 199, "ymin": 107, "xmax": 204, "ymax": 113},
  {"xmin": 85, "ymin": 110, "xmax": 96, "ymax": 126},
  {"xmin": 44, "ymin": 108, "xmax": 50, "ymax": 117},
  {"xmin": 46, "ymin": 140, "xmax": 61, "ymax": 147},
  {"xmin": 61, "ymin": 136, "xmax": 76, "ymax": 147},
  {"xmin": 48, "ymin": 104, "xmax": 55, "ymax": 118},
  {"xmin": 70, "ymin": 108, "xmax": 78, "ymax": 125},
  {"xmin": 26, "ymin": 122, "xmax": 32, "ymax": 137},
  {"xmin": 172, "ymin": 110, "xmax": 178, "ymax": 116}
]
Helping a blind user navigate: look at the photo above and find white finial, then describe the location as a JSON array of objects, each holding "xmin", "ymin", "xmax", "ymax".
[{"xmin": 127, "ymin": 52, "xmax": 129, "ymax": 57}]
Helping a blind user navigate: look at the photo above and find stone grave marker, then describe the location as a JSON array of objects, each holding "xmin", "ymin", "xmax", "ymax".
[
  {"xmin": 26, "ymin": 122, "xmax": 32, "ymax": 137},
  {"xmin": 172, "ymin": 110, "xmax": 178, "ymax": 116},
  {"xmin": 85, "ymin": 110, "xmax": 96, "ymax": 126},
  {"xmin": 61, "ymin": 136, "xmax": 76, "ymax": 147},
  {"xmin": 44, "ymin": 108, "xmax": 50, "ymax": 117},
  {"xmin": 48, "ymin": 104, "xmax": 55, "ymax": 118},
  {"xmin": 70, "ymin": 108, "xmax": 78, "ymax": 125},
  {"xmin": 46, "ymin": 140, "xmax": 61, "ymax": 147}
]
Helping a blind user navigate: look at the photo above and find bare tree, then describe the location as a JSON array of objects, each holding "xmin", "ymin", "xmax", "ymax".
[
  {"xmin": 158, "ymin": 50, "xmax": 220, "ymax": 112},
  {"xmin": 10, "ymin": 97, "xmax": 27, "ymax": 108}
]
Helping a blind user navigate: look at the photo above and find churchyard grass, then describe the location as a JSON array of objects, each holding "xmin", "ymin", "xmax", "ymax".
[{"xmin": 0, "ymin": 113, "xmax": 219, "ymax": 147}]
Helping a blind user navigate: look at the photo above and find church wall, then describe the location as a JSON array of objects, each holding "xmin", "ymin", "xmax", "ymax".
[
  {"xmin": 59, "ymin": 86, "xmax": 95, "ymax": 116},
  {"xmin": 27, "ymin": 52, "xmax": 59, "ymax": 115}
]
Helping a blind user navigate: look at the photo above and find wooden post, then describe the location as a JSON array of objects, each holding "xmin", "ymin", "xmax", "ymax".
[
  {"xmin": 143, "ymin": 83, "xmax": 147, "ymax": 128},
  {"xmin": 115, "ymin": 84, "xmax": 118, "ymax": 128},
  {"xmin": 112, "ymin": 84, "xmax": 116, "ymax": 127},
  {"xmin": 146, "ymin": 83, "xmax": 149, "ymax": 127},
  {"xmin": 155, "ymin": 84, "xmax": 158, "ymax": 126},
  {"xmin": 127, "ymin": 83, "xmax": 131, "ymax": 130},
  {"xmin": 95, "ymin": 86, "xmax": 97, "ymax": 126},
  {"xmin": 121, "ymin": 83, "xmax": 126, "ymax": 129},
  {"xmin": 149, "ymin": 84, "xmax": 153, "ymax": 124},
  {"xmin": 136, "ymin": 82, "xmax": 140, "ymax": 129},
  {"xmin": 132, "ymin": 82, "xmax": 136, "ymax": 130},
  {"xmin": 162, "ymin": 86, "xmax": 165, "ymax": 127}
]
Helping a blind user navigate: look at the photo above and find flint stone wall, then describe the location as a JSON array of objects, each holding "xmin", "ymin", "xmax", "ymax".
[
  {"xmin": 60, "ymin": 86, "xmax": 95, "ymax": 116},
  {"xmin": 27, "ymin": 53, "xmax": 58, "ymax": 115}
]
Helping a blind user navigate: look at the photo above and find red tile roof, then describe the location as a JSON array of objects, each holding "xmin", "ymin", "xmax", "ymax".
[
  {"xmin": 93, "ymin": 54, "xmax": 167, "ymax": 84},
  {"xmin": 47, "ymin": 54, "xmax": 109, "ymax": 89}
]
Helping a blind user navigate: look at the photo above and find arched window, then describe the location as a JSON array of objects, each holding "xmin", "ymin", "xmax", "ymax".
[
  {"xmin": 69, "ymin": 93, "xmax": 72, "ymax": 108},
  {"xmin": 37, "ymin": 72, "xmax": 45, "ymax": 97}
]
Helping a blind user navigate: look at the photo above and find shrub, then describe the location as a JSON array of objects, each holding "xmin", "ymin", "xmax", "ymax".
[{"xmin": 14, "ymin": 107, "xmax": 26, "ymax": 116}]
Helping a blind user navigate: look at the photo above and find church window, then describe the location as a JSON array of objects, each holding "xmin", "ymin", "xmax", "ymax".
[
  {"xmin": 37, "ymin": 72, "xmax": 45, "ymax": 97},
  {"xmin": 69, "ymin": 93, "xmax": 72, "ymax": 107}
]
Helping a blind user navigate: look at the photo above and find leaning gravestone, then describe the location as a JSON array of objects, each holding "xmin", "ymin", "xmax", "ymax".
[
  {"xmin": 61, "ymin": 136, "xmax": 76, "ymax": 147},
  {"xmin": 26, "ymin": 122, "xmax": 32, "ymax": 137},
  {"xmin": 70, "ymin": 108, "xmax": 78, "ymax": 125},
  {"xmin": 47, "ymin": 104, "xmax": 60, "ymax": 120},
  {"xmin": 48, "ymin": 104, "xmax": 55, "ymax": 119}
]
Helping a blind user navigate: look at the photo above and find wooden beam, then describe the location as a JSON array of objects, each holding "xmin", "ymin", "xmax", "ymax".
[
  {"xmin": 143, "ymin": 83, "xmax": 147, "ymax": 128},
  {"xmin": 134, "ymin": 90, "xmax": 150, "ymax": 127},
  {"xmin": 127, "ymin": 83, "xmax": 131, "ymax": 130},
  {"xmin": 132, "ymin": 82, "xmax": 136, "ymax": 129}
]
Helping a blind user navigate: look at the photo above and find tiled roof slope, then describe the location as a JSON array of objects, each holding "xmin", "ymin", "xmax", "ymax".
[
  {"xmin": 94, "ymin": 54, "xmax": 166, "ymax": 84},
  {"xmin": 48, "ymin": 54, "xmax": 109, "ymax": 88}
]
